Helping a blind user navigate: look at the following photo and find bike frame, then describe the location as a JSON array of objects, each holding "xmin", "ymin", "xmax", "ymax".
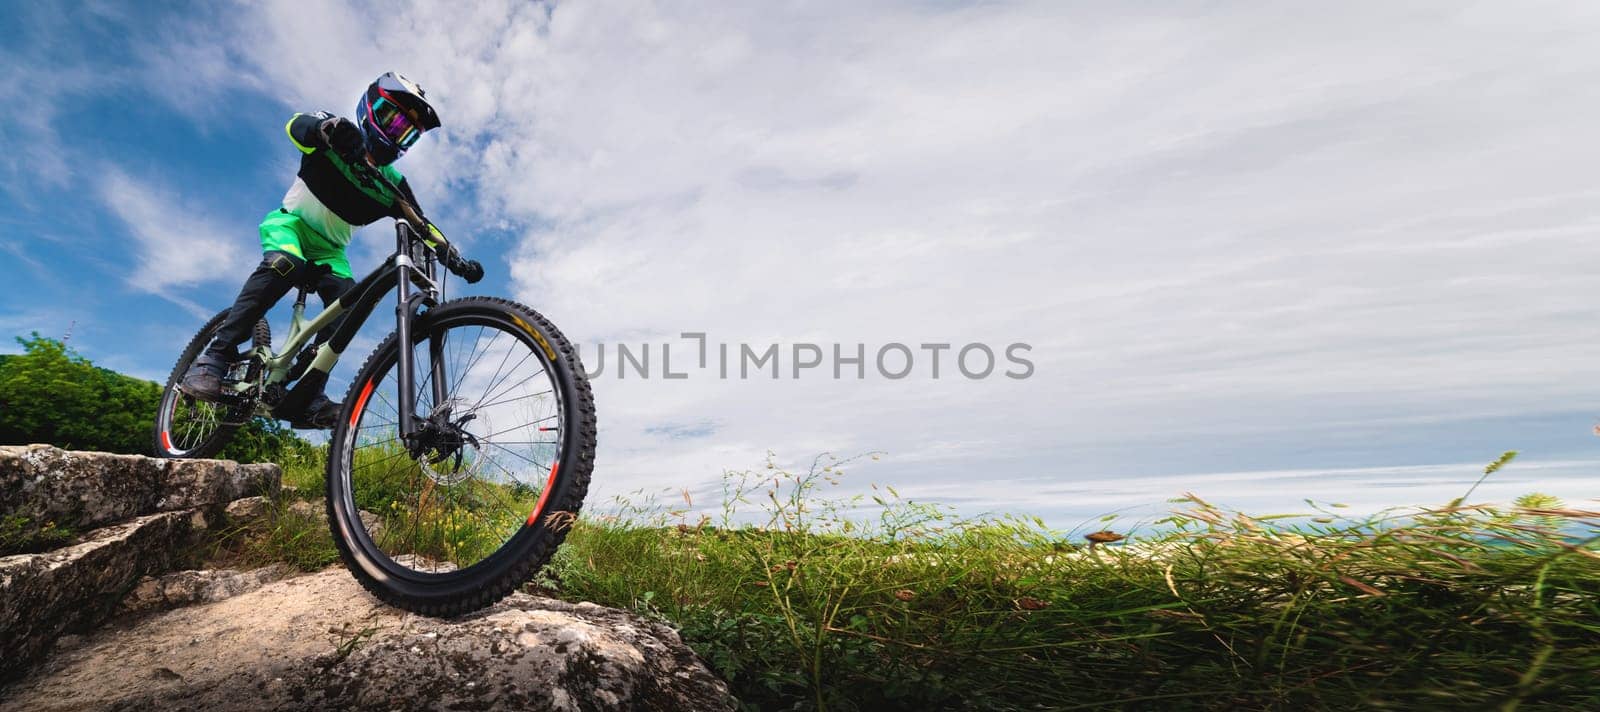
[{"xmin": 237, "ymin": 219, "xmax": 450, "ymax": 440}]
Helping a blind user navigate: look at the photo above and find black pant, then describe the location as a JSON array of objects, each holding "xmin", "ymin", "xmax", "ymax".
[{"xmin": 207, "ymin": 250, "xmax": 355, "ymax": 358}]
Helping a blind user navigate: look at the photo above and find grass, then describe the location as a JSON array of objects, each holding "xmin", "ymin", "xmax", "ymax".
[
  {"xmin": 542, "ymin": 451, "xmax": 1600, "ymax": 711},
  {"xmin": 0, "ymin": 514, "xmax": 75, "ymax": 555},
  {"xmin": 277, "ymin": 442, "xmax": 328, "ymax": 497},
  {"xmin": 212, "ymin": 441, "xmax": 539, "ymax": 572},
  {"xmin": 344, "ymin": 442, "xmax": 540, "ymax": 566},
  {"xmin": 224, "ymin": 447, "xmax": 1600, "ymax": 710},
  {"xmin": 206, "ymin": 446, "xmax": 340, "ymax": 572},
  {"xmin": 218, "ymin": 500, "xmax": 341, "ymax": 572}
]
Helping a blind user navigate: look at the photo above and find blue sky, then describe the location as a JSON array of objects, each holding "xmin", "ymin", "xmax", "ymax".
[{"xmin": 4, "ymin": 1, "xmax": 1599, "ymax": 527}]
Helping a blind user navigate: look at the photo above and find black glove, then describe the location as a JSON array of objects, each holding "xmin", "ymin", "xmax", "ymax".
[
  {"xmin": 439, "ymin": 242, "xmax": 484, "ymax": 283},
  {"xmin": 318, "ymin": 117, "xmax": 365, "ymax": 161},
  {"xmin": 457, "ymin": 259, "xmax": 484, "ymax": 284}
]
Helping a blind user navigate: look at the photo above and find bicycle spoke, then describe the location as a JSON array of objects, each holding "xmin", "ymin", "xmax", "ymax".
[
  {"xmin": 474, "ymin": 451, "xmax": 524, "ymax": 485},
  {"xmin": 471, "ymin": 362, "xmax": 547, "ymax": 414},
  {"xmin": 476, "ymin": 454, "xmax": 544, "ymax": 518},
  {"xmin": 471, "ymin": 413, "xmax": 559, "ymax": 442},
  {"xmin": 473, "ymin": 387, "xmax": 554, "ymax": 412},
  {"xmin": 352, "ymin": 448, "xmax": 413, "ymax": 473},
  {"xmin": 447, "ymin": 328, "xmax": 501, "ymax": 405},
  {"xmin": 469, "ymin": 348, "xmax": 536, "ymax": 414},
  {"xmin": 452, "ymin": 325, "xmax": 488, "ymax": 398},
  {"xmin": 482, "ymin": 440, "xmax": 551, "ymax": 471},
  {"xmin": 340, "ymin": 313, "xmax": 570, "ymax": 578},
  {"xmin": 455, "ymin": 332, "xmax": 518, "ymax": 410},
  {"xmin": 372, "ymin": 380, "xmax": 402, "ymax": 414},
  {"xmin": 163, "ymin": 388, "xmax": 232, "ymax": 455}
]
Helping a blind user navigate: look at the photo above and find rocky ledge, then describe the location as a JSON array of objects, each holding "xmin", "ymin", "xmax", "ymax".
[
  {"xmin": 0, "ymin": 446, "xmax": 279, "ymax": 681},
  {"xmin": 0, "ymin": 444, "xmax": 280, "ymax": 537},
  {"xmin": 2, "ymin": 567, "xmax": 736, "ymax": 712}
]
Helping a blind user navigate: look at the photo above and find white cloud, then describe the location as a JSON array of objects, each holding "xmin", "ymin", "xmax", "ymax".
[
  {"xmin": 97, "ymin": 168, "xmax": 255, "ymax": 316},
  {"xmin": 163, "ymin": 1, "xmax": 1600, "ymax": 518},
  {"xmin": 0, "ymin": 53, "xmax": 93, "ymax": 195}
]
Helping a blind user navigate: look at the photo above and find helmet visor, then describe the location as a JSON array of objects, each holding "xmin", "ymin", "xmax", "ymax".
[{"xmin": 368, "ymin": 94, "xmax": 423, "ymax": 151}]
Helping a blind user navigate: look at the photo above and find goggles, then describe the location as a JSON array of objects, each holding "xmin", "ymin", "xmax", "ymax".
[{"xmin": 368, "ymin": 92, "xmax": 423, "ymax": 151}]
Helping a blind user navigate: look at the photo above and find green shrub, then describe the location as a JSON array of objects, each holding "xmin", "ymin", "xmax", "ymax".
[
  {"xmin": 0, "ymin": 334, "xmax": 162, "ymax": 453},
  {"xmin": 0, "ymin": 334, "xmax": 311, "ymax": 462}
]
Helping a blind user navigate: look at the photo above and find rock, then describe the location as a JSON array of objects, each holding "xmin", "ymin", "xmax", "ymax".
[
  {"xmin": 0, "ymin": 509, "xmax": 207, "ymax": 682},
  {"xmin": 0, "ymin": 445, "xmax": 280, "ymax": 539},
  {"xmin": 118, "ymin": 566, "xmax": 292, "ymax": 616},
  {"xmin": 285, "ymin": 500, "xmax": 383, "ymax": 540},
  {"xmin": 223, "ymin": 497, "xmax": 270, "ymax": 528},
  {"xmin": 358, "ymin": 509, "xmax": 384, "ymax": 540},
  {"xmin": 286, "ymin": 499, "xmax": 324, "ymax": 524},
  {"xmin": 4, "ymin": 568, "xmax": 737, "ymax": 711},
  {"xmin": 122, "ymin": 577, "xmax": 165, "ymax": 612}
]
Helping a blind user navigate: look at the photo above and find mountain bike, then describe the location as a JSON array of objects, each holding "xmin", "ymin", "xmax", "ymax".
[{"xmin": 151, "ymin": 164, "xmax": 596, "ymax": 616}]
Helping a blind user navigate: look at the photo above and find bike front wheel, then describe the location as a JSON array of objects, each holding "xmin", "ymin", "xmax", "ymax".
[{"xmin": 326, "ymin": 296, "xmax": 597, "ymax": 616}]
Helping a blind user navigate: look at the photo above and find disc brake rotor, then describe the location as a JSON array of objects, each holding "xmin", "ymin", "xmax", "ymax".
[{"xmin": 412, "ymin": 399, "xmax": 483, "ymax": 486}]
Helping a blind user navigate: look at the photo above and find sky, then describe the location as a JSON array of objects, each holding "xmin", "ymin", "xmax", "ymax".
[{"xmin": 3, "ymin": 1, "xmax": 1599, "ymax": 528}]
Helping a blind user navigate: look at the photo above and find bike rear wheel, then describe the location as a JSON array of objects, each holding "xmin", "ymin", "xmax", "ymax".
[
  {"xmin": 326, "ymin": 296, "xmax": 596, "ymax": 616},
  {"xmin": 153, "ymin": 310, "xmax": 270, "ymax": 459}
]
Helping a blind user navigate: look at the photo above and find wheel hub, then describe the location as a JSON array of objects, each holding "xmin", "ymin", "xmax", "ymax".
[{"xmin": 407, "ymin": 400, "xmax": 482, "ymax": 486}]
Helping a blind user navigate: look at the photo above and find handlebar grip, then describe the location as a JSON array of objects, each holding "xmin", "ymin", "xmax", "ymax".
[{"xmin": 439, "ymin": 245, "xmax": 484, "ymax": 284}]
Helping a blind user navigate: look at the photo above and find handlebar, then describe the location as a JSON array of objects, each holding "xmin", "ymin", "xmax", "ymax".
[{"xmin": 346, "ymin": 153, "xmax": 481, "ymax": 283}]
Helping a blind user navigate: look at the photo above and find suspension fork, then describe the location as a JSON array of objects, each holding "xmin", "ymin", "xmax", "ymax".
[
  {"xmin": 429, "ymin": 328, "xmax": 449, "ymax": 409},
  {"xmin": 392, "ymin": 222, "xmax": 450, "ymax": 442},
  {"xmin": 394, "ymin": 224, "xmax": 419, "ymax": 439},
  {"xmin": 426, "ymin": 250, "xmax": 450, "ymax": 409}
]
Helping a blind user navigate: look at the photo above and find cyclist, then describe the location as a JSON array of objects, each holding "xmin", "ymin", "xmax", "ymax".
[{"xmin": 180, "ymin": 72, "xmax": 444, "ymax": 429}]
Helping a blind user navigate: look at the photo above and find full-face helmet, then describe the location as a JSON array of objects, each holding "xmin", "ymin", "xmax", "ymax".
[{"xmin": 355, "ymin": 72, "xmax": 440, "ymax": 165}]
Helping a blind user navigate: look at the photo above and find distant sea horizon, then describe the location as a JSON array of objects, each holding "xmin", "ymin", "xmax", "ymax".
[
  {"xmin": 659, "ymin": 457, "xmax": 1600, "ymax": 534},
  {"xmin": 890, "ymin": 458, "xmax": 1600, "ymax": 533}
]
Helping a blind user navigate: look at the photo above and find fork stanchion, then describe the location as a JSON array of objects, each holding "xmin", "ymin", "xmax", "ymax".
[{"xmin": 393, "ymin": 221, "xmax": 418, "ymax": 442}]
